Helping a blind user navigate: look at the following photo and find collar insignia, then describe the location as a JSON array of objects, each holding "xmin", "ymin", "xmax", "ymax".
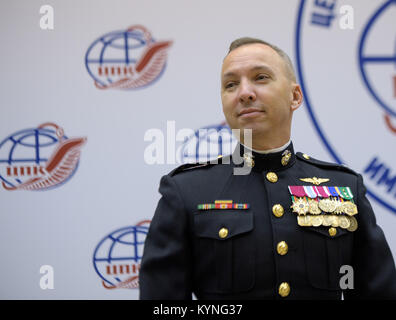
[
  {"xmin": 243, "ymin": 153, "xmax": 255, "ymax": 168},
  {"xmin": 281, "ymin": 150, "xmax": 292, "ymax": 166}
]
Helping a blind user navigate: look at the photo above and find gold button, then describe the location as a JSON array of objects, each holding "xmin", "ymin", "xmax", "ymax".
[
  {"xmin": 272, "ymin": 204, "xmax": 284, "ymax": 218},
  {"xmin": 277, "ymin": 241, "xmax": 288, "ymax": 256},
  {"xmin": 278, "ymin": 282, "xmax": 290, "ymax": 297},
  {"xmin": 303, "ymin": 153, "xmax": 310, "ymax": 160},
  {"xmin": 219, "ymin": 227, "xmax": 228, "ymax": 239},
  {"xmin": 266, "ymin": 172, "xmax": 278, "ymax": 183},
  {"xmin": 328, "ymin": 227, "xmax": 337, "ymax": 237}
]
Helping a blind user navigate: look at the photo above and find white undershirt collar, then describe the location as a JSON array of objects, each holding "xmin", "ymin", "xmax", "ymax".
[{"xmin": 242, "ymin": 140, "xmax": 291, "ymax": 155}]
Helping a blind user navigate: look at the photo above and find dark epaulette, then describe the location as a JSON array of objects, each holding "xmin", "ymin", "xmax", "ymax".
[
  {"xmin": 169, "ymin": 154, "xmax": 231, "ymax": 177},
  {"xmin": 296, "ymin": 152, "xmax": 358, "ymax": 176}
]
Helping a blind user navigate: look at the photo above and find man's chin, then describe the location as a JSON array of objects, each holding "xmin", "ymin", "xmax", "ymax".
[{"xmin": 230, "ymin": 124, "xmax": 268, "ymax": 141}]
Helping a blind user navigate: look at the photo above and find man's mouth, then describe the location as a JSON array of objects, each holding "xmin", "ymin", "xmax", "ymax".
[{"xmin": 238, "ymin": 107, "xmax": 264, "ymax": 118}]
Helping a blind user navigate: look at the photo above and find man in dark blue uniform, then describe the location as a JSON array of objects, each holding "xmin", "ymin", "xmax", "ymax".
[{"xmin": 139, "ymin": 37, "xmax": 396, "ymax": 299}]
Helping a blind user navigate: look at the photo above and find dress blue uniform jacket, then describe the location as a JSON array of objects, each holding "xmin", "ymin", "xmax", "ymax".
[{"xmin": 139, "ymin": 142, "xmax": 396, "ymax": 299}]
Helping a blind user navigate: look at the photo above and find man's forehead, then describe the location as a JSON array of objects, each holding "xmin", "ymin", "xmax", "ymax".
[
  {"xmin": 222, "ymin": 43, "xmax": 281, "ymax": 72},
  {"xmin": 225, "ymin": 43, "xmax": 279, "ymax": 61},
  {"xmin": 222, "ymin": 64, "xmax": 275, "ymax": 79}
]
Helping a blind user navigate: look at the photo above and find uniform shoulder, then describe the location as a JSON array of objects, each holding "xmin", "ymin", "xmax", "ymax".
[
  {"xmin": 296, "ymin": 152, "xmax": 359, "ymax": 176},
  {"xmin": 169, "ymin": 155, "xmax": 232, "ymax": 177}
]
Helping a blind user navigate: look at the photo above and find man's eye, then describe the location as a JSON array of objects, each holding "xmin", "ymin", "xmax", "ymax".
[
  {"xmin": 225, "ymin": 82, "xmax": 236, "ymax": 89},
  {"xmin": 256, "ymin": 74, "xmax": 269, "ymax": 81}
]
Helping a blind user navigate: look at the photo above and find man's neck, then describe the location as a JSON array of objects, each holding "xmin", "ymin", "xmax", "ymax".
[{"xmin": 242, "ymin": 140, "xmax": 291, "ymax": 154}]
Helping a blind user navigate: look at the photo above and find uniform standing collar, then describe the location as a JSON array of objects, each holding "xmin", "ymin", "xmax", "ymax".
[
  {"xmin": 242, "ymin": 140, "xmax": 291, "ymax": 155},
  {"xmin": 232, "ymin": 141, "xmax": 296, "ymax": 172}
]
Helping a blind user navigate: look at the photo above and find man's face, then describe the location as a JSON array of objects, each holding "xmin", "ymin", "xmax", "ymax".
[{"xmin": 221, "ymin": 43, "xmax": 300, "ymax": 146}]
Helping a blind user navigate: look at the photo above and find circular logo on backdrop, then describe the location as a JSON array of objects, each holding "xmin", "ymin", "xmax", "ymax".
[
  {"xmin": 93, "ymin": 221, "xmax": 150, "ymax": 289},
  {"xmin": 0, "ymin": 123, "xmax": 86, "ymax": 191},
  {"xmin": 295, "ymin": 0, "xmax": 396, "ymax": 214},
  {"xmin": 85, "ymin": 25, "xmax": 172, "ymax": 90},
  {"xmin": 178, "ymin": 122, "xmax": 237, "ymax": 164}
]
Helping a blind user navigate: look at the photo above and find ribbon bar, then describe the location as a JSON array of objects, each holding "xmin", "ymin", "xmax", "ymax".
[
  {"xmin": 197, "ymin": 202, "xmax": 250, "ymax": 210},
  {"xmin": 288, "ymin": 186, "xmax": 353, "ymax": 199}
]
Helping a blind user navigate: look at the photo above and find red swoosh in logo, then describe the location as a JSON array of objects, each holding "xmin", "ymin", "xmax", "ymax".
[
  {"xmin": 384, "ymin": 113, "xmax": 396, "ymax": 134},
  {"xmin": 95, "ymin": 25, "xmax": 172, "ymax": 90},
  {"xmin": 102, "ymin": 276, "xmax": 139, "ymax": 290},
  {"xmin": 3, "ymin": 137, "xmax": 87, "ymax": 191}
]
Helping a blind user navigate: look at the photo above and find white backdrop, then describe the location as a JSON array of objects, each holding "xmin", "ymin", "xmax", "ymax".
[{"xmin": 0, "ymin": 0, "xmax": 395, "ymax": 299}]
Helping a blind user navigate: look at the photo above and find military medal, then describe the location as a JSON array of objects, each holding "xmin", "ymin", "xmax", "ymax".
[
  {"xmin": 297, "ymin": 215, "xmax": 311, "ymax": 226},
  {"xmin": 339, "ymin": 216, "xmax": 351, "ymax": 229},
  {"xmin": 291, "ymin": 197, "xmax": 309, "ymax": 215},
  {"xmin": 322, "ymin": 215, "xmax": 334, "ymax": 226},
  {"xmin": 289, "ymin": 184, "xmax": 358, "ymax": 233},
  {"xmin": 331, "ymin": 216, "xmax": 340, "ymax": 227},
  {"xmin": 319, "ymin": 198, "xmax": 337, "ymax": 213},
  {"xmin": 347, "ymin": 216, "xmax": 358, "ymax": 232},
  {"xmin": 308, "ymin": 199, "xmax": 321, "ymax": 215},
  {"xmin": 297, "ymin": 215, "xmax": 305, "ymax": 226},
  {"xmin": 333, "ymin": 199, "xmax": 344, "ymax": 214},
  {"xmin": 311, "ymin": 215, "xmax": 323, "ymax": 227},
  {"xmin": 342, "ymin": 201, "xmax": 358, "ymax": 216}
]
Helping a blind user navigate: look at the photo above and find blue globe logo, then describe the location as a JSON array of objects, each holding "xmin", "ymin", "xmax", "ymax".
[
  {"xmin": 0, "ymin": 123, "xmax": 84, "ymax": 191},
  {"xmin": 358, "ymin": 0, "xmax": 396, "ymax": 125},
  {"xmin": 85, "ymin": 25, "xmax": 172, "ymax": 90},
  {"xmin": 93, "ymin": 221, "xmax": 150, "ymax": 289},
  {"xmin": 179, "ymin": 122, "xmax": 237, "ymax": 163}
]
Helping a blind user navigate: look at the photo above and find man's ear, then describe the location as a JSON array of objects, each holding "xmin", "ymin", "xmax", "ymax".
[{"xmin": 291, "ymin": 84, "xmax": 303, "ymax": 111}]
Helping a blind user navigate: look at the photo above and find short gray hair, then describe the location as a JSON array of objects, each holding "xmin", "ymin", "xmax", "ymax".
[{"xmin": 227, "ymin": 37, "xmax": 296, "ymax": 82}]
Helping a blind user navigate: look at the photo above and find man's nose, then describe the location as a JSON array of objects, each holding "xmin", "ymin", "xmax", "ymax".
[{"xmin": 238, "ymin": 80, "xmax": 256, "ymax": 104}]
